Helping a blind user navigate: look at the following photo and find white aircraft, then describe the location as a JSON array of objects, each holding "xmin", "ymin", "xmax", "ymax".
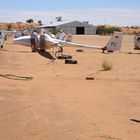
[{"xmin": 13, "ymin": 32, "xmax": 123, "ymax": 58}]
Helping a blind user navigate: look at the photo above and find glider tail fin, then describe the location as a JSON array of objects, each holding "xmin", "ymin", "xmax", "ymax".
[{"xmin": 105, "ymin": 32, "xmax": 123, "ymax": 52}]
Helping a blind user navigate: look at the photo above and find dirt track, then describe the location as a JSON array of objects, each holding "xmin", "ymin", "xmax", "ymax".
[{"xmin": 0, "ymin": 35, "xmax": 140, "ymax": 140}]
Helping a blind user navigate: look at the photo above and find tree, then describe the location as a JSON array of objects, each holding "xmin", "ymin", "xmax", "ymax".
[
  {"xmin": 26, "ymin": 19, "xmax": 34, "ymax": 23},
  {"xmin": 38, "ymin": 20, "xmax": 42, "ymax": 26},
  {"xmin": 7, "ymin": 23, "xmax": 12, "ymax": 31},
  {"xmin": 55, "ymin": 16, "xmax": 63, "ymax": 22}
]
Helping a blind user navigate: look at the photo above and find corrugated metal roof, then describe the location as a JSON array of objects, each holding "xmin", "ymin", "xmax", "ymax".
[
  {"xmin": 37, "ymin": 21, "xmax": 95, "ymax": 28},
  {"xmin": 37, "ymin": 21, "xmax": 69, "ymax": 28}
]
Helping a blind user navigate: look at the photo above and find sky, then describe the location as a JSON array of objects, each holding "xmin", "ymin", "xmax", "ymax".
[{"xmin": 0, "ymin": 0, "xmax": 140, "ymax": 26}]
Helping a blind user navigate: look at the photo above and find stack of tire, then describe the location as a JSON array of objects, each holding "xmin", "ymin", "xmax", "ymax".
[
  {"xmin": 65, "ymin": 59, "xmax": 78, "ymax": 64},
  {"xmin": 57, "ymin": 54, "xmax": 78, "ymax": 64}
]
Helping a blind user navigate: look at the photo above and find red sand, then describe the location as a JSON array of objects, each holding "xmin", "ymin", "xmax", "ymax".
[{"xmin": 0, "ymin": 35, "xmax": 140, "ymax": 140}]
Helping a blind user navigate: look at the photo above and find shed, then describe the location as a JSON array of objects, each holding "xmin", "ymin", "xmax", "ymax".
[{"xmin": 38, "ymin": 21, "xmax": 96, "ymax": 35}]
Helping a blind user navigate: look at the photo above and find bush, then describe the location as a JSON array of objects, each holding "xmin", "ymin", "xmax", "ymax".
[
  {"xmin": 102, "ymin": 60, "xmax": 113, "ymax": 71},
  {"xmin": 26, "ymin": 19, "xmax": 34, "ymax": 23},
  {"xmin": 97, "ymin": 26, "xmax": 122, "ymax": 35}
]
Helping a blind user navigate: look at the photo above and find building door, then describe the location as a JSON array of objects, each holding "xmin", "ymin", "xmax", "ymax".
[{"xmin": 76, "ymin": 27, "xmax": 85, "ymax": 34}]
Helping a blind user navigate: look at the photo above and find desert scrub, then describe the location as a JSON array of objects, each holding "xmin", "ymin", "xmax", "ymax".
[{"xmin": 102, "ymin": 60, "xmax": 113, "ymax": 71}]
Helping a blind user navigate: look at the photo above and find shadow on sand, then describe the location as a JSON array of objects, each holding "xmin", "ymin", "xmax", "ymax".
[
  {"xmin": 37, "ymin": 50, "xmax": 55, "ymax": 60},
  {"xmin": 120, "ymin": 51, "xmax": 140, "ymax": 55},
  {"xmin": 0, "ymin": 49, "xmax": 32, "ymax": 53}
]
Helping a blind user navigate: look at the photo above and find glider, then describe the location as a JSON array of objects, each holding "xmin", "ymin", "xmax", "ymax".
[{"xmin": 13, "ymin": 32, "xmax": 123, "ymax": 58}]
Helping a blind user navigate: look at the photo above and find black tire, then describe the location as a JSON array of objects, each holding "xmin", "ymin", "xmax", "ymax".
[
  {"xmin": 65, "ymin": 59, "xmax": 72, "ymax": 64},
  {"xmin": 73, "ymin": 60, "xmax": 78, "ymax": 64},
  {"xmin": 65, "ymin": 59, "xmax": 78, "ymax": 64},
  {"xmin": 76, "ymin": 49, "xmax": 84, "ymax": 52},
  {"xmin": 55, "ymin": 51, "xmax": 62, "ymax": 58},
  {"xmin": 57, "ymin": 55, "xmax": 72, "ymax": 59},
  {"xmin": 107, "ymin": 50, "xmax": 114, "ymax": 53},
  {"xmin": 86, "ymin": 77, "xmax": 94, "ymax": 80},
  {"xmin": 32, "ymin": 49, "xmax": 35, "ymax": 52}
]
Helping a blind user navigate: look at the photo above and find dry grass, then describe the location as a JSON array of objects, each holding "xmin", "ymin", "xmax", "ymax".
[{"xmin": 102, "ymin": 60, "xmax": 113, "ymax": 71}]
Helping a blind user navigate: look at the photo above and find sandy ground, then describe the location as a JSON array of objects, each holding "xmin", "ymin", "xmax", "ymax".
[{"xmin": 0, "ymin": 35, "xmax": 140, "ymax": 140}]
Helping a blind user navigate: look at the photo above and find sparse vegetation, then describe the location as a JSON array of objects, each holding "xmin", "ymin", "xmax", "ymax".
[
  {"xmin": 26, "ymin": 19, "xmax": 34, "ymax": 23},
  {"xmin": 52, "ymin": 28, "xmax": 60, "ymax": 35},
  {"xmin": 122, "ymin": 26, "xmax": 140, "ymax": 35},
  {"xmin": 0, "ymin": 20, "xmax": 140, "ymax": 35},
  {"xmin": 97, "ymin": 25, "xmax": 122, "ymax": 35},
  {"xmin": 0, "ymin": 22, "xmax": 39, "ymax": 31},
  {"xmin": 55, "ymin": 16, "xmax": 63, "ymax": 22},
  {"xmin": 38, "ymin": 20, "xmax": 42, "ymax": 26},
  {"xmin": 102, "ymin": 60, "xmax": 113, "ymax": 71}
]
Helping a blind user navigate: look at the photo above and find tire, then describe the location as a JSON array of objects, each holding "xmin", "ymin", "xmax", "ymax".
[
  {"xmin": 55, "ymin": 51, "xmax": 62, "ymax": 58},
  {"xmin": 76, "ymin": 49, "xmax": 84, "ymax": 52},
  {"xmin": 58, "ymin": 55, "xmax": 72, "ymax": 59},
  {"xmin": 32, "ymin": 49, "xmax": 35, "ymax": 52},
  {"xmin": 65, "ymin": 59, "xmax": 78, "ymax": 64},
  {"xmin": 73, "ymin": 60, "xmax": 78, "ymax": 64}
]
